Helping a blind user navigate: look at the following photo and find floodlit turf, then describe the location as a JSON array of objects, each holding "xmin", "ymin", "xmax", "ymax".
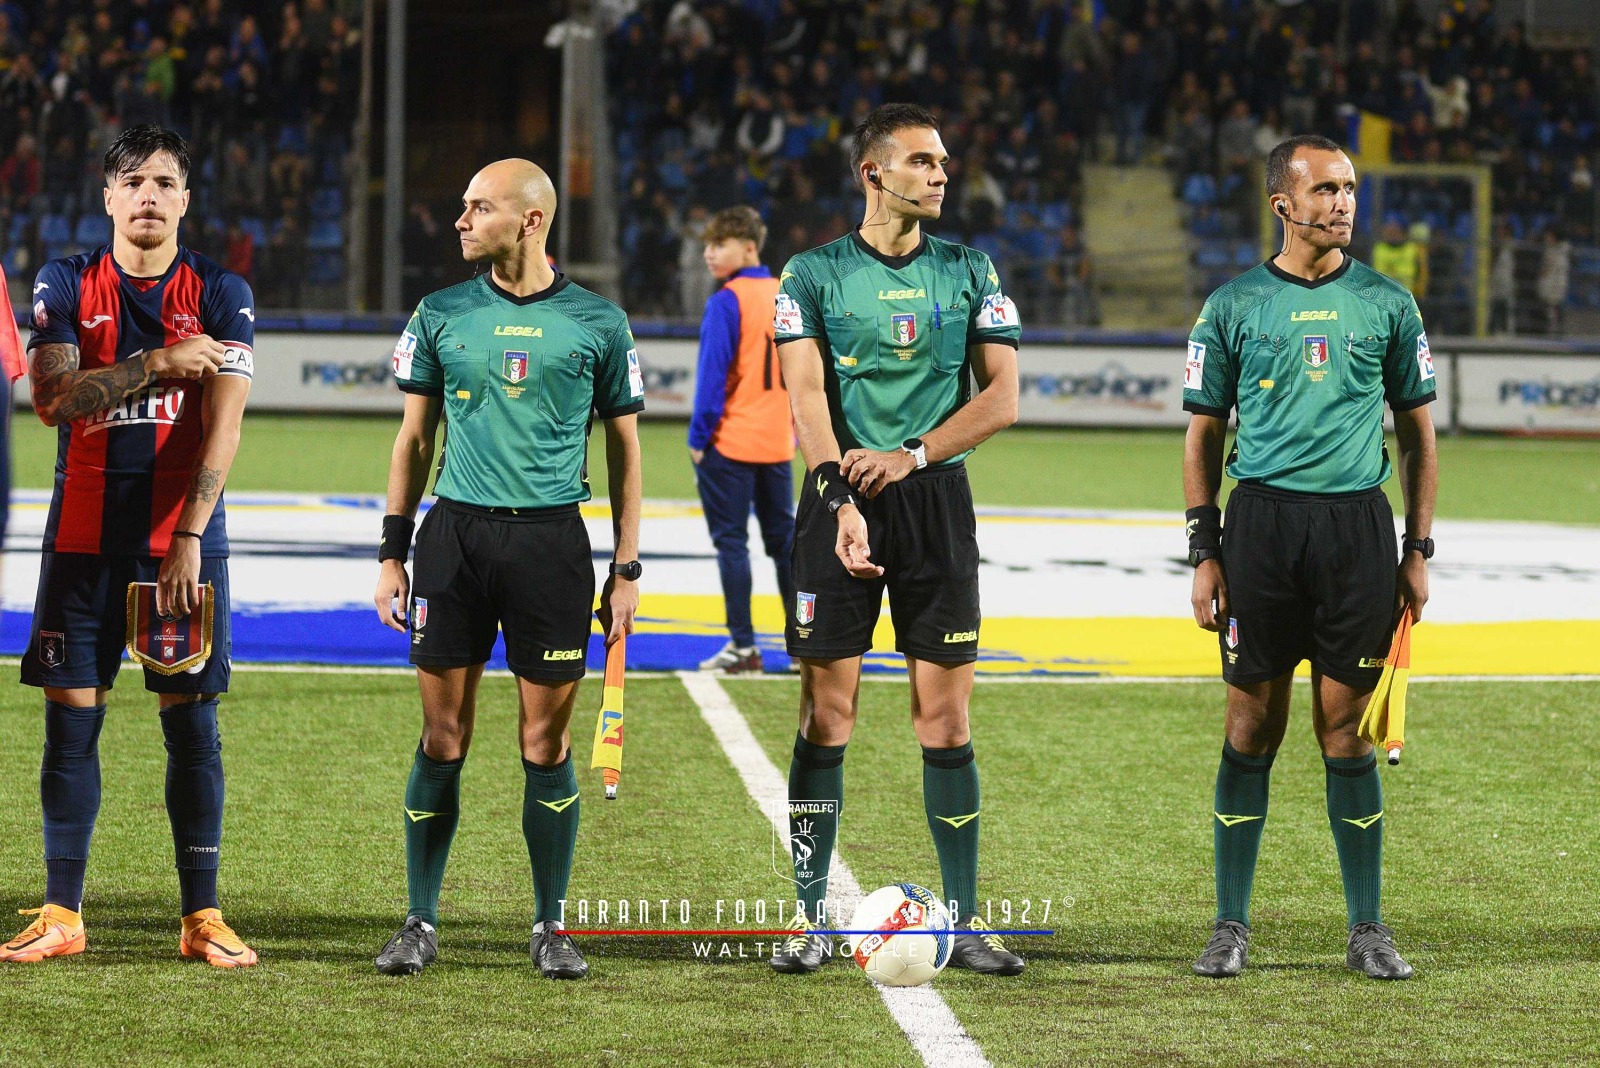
[
  {"xmin": 10, "ymin": 414, "xmax": 1600, "ymax": 522},
  {"xmin": 730, "ymin": 676, "xmax": 1600, "ymax": 1066},
  {"xmin": 0, "ymin": 672, "xmax": 1594, "ymax": 1066}
]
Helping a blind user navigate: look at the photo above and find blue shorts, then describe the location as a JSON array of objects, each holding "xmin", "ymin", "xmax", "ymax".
[{"xmin": 20, "ymin": 552, "xmax": 233, "ymax": 694}]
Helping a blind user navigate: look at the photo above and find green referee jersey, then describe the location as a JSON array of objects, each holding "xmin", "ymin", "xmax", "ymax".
[
  {"xmin": 1182, "ymin": 256, "xmax": 1436, "ymax": 494},
  {"xmin": 773, "ymin": 230, "xmax": 1021, "ymax": 463},
  {"xmin": 391, "ymin": 273, "xmax": 645, "ymax": 509}
]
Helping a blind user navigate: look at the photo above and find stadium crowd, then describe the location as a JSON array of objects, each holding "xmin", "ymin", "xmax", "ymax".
[
  {"xmin": 0, "ymin": 1, "xmax": 361, "ymax": 307},
  {"xmin": 608, "ymin": 0, "xmax": 1600, "ymax": 334}
]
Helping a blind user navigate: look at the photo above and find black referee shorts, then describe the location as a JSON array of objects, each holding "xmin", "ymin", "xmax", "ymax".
[
  {"xmin": 786, "ymin": 462, "xmax": 981, "ymax": 664},
  {"xmin": 409, "ymin": 498, "xmax": 594, "ymax": 681},
  {"xmin": 1220, "ymin": 481, "xmax": 1397, "ymax": 690}
]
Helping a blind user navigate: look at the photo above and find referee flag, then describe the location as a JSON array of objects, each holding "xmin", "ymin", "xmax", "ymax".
[
  {"xmin": 0, "ymin": 263, "xmax": 26, "ymax": 382},
  {"xmin": 1358, "ymin": 609, "xmax": 1414, "ymax": 765},
  {"xmin": 590, "ymin": 634, "xmax": 627, "ymax": 798}
]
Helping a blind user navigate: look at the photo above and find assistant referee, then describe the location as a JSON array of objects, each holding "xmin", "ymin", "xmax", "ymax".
[
  {"xmin": 371, "ymin": 159, "xmax": 645, "ymax": 980},
  {"xmin": 1183, "ymin": 135, "xmax": 1437, "ymax": 981}
]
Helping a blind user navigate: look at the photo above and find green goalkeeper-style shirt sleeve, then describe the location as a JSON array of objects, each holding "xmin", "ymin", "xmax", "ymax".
[
  {"xmin": 1383, "ymin": 294, "xmax": 1437, "ymax": 411},
  {"xmin": 966, "ymin": 253, "xmax": 1023, "ymax": 348},
  {"xmin": 595, "ymin": 318, "xmax": 647, "ymax": 419},
  {"xmin": 1181, "ymin": 301, "xmax": 1237, "ymax": 417},
  {"xmin": 774, "ymin": 257, "xmax": 823, "ymax": 343},
  {"xmin": 392, "ymin": 304, "xmax": 443, "ymax": 396}
]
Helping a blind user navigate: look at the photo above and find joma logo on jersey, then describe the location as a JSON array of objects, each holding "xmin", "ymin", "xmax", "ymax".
[
  {"xmin": 494, "ymin": 325, "xmax": 543, "ymax": 337},
  {"xmin": 1290, "ymin": 310, "xmax": 1339, "ymax": 321},
  {"xmin": 83, "ymin": 386, "xmax": 186, "ymax": 434},
  {"xmin": 543, "ymin": 648, "xmax": 583, "ymax": 661},
  {"xmin": 878, "ymin": 288, "xmax": 926, "ymax": 300}
]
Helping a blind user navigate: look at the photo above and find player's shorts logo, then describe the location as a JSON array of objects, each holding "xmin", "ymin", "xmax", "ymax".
[
  {"xmin": 1226, "ymin": 617, "xmax": 1239, "ymax": 649},
  {"xmin": 796, "ymin": 592, "xmax": 816, "ymax": 626},
  {"xmin": 412, "ymin": 598, "xmax": 428, "ymax": 633},
  {"xmin": 502, "ymin": 351, "xmax": 529, "ymax": 384},
  {"xmin": 891, "ymin": 313, "xmax": 917, "ymax": 345},
  {"xmin": 1302, "ymin": 335, "xmax": 1330, "ymax": 368},
  {"xmin": 39, "ymin": 630, "xmax": 65, "ymax": 668},
  {"xmin": 173, "ymin": 314, "xmax": 202, "ymax": 339}
]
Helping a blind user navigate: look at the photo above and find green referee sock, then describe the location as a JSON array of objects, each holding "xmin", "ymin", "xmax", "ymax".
[
  {"xmin": 923, "ymin": 742, "xmax": 980, "ymax": 920},
  {"xmin": 403, "ymin": 745, "xmax": 463, "ymax": 928},
  {"xmin": 523, "ymin": 752, "xmax": 581, "ymax": 926},
  {"xmin": 1212, "ymin": 740, "xmax": 1275, "ymax": 925},
  {"xmin": 1325, "ymin": 753, "xmax": 1384, "ymax": 927},
  {"xmin": 788, "ymin": 733, "xmax": 845, "ymax": 924}
]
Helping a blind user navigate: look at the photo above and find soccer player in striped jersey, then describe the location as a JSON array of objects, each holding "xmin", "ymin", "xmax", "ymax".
[{"xmin": 1, "ymin": 125, "xmax": 258, "ymax": 968}]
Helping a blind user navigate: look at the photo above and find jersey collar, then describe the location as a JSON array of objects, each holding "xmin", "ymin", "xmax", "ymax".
[
  {"xmin": 484, "ymin": 270, "xmax": 570, "ymax": 306},
  {"xmin": 851, "ymin": 228, "xmax": 926, "ymax": 271},
  {"xmin": 1264, "ymin": 252, "xmax": 1351, "ymax": 290}
]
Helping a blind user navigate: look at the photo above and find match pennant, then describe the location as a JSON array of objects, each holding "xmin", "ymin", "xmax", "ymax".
[{"xmin": 126, "ymin": 582, "xmax": 215, "ymax": 676}]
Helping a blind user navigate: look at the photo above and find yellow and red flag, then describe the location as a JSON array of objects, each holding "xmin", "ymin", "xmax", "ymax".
[
  {"xmin": 1359, "ymin": 609, "xmax": 1414, "ymax": 764},
  {"xmin": 590, "ymin": 634, "xmax": 627, "ymax": 798}
]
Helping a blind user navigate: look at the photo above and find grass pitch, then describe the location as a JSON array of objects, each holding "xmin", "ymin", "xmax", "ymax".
[
  {"xmin": 0, "ymin": 672, "xmax": 1594, "ymax": 1066},
  {"xmin": 9, "ymin": 414, "xmax": 1600, "ymax": 523}
]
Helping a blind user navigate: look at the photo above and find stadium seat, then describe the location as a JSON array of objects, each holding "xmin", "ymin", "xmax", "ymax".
[
  {"xmin": 310, "ymin": 187, "xmax": 344, "ymax": 220},
  {"xmin": 308, "ymin": 251, "xmax": 344, "ymax": 285},
  {"xmin": 1039, "ymin": 202, "xmax": 1071, "ymax": 230},
  {"xmin": 40, "ymin": 214, "xmax": 71, "ymax": 245},
  {"xmin": 1181, "ymin": 173, "xmax": 1217, "ymax": 207},
  {"xmin": 307, "ymin": 220, "xmax": 344, "ymax": 252},
  {"xmin": 7, "ymin": 212, "xmax": 30, "ymax": 244},
  {"xmin": 1195, "ymin": 241, "xmax": 1230, "ymax": 269},
  {"xmin": 239, "ymin": 217, "xmax": 269, "ymax": 247},
  {"xmin": 3, "ymin": 246, "xmax": 26, "ymax": 275},
  {"xmin": 1233, "ymin": 241, "xmax": 1258, "ymax": 268},
  {"xmin": 276, "ymin": 125, "xmax": 310, "ymax": 155},
  {"xmin": 74, "ymin": 216, "xmax": 108, "ymax": 246}
]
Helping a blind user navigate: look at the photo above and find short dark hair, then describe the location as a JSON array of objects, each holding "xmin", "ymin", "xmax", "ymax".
[
  {"xmin": 104, "ymin": 124, "xmax": 191, "ymax": 186},
  {"xmin": 850, "ymin": 103, "xmax": 939, "ymax": 190},
  {"xmin": 1265, "ymin": 134, "xmax": 1344, "ymax": 196},
  {"xmin": 703, "ymin": 205, "xmax": 767, "ymax": 250}
]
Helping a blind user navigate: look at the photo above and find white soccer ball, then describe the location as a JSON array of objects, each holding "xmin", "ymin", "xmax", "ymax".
[{"xmin": 847, "ymin": 883, "xmax": 953, "ymax": 987}]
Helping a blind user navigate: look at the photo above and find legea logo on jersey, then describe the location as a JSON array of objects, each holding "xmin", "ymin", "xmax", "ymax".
[{"xmin": 83, "ymin": 385, "xmax": 186, "ymax": 435}]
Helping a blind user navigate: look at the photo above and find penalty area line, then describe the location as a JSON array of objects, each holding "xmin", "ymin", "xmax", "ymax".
[{"xmin": 678, "ymin": 671, "xmax": 993, "ymax": 1068}]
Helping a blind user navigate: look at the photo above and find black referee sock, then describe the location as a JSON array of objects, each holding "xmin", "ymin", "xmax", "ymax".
[
  {"xmin": 923, "ymin": 742, "xmax": 980, "ymax": 919},
  {"xmin": 1213, "ymin": 740, "xmax": 1275, "ymax": 926},
  {"xmin": 41, "ymin": 701, "xmax": 106, "ymax": 912},
  {"xmin": 523, "ymin": 751, "xmax": 580, "ymax": 926},
  {"xmin": 788, "ymin": 733, "xmax": 845, "ymax": 924},
  {"xmin": 404, "ymin": 745, "xmax": 463, "ymax": 928},
  {"xmin": 1325, "ymin": 753, "xmax": 1384, "ymax": 927},
  {"xmin": 160, "ymin": 699, "xmax": 225, "ymax": 916}
]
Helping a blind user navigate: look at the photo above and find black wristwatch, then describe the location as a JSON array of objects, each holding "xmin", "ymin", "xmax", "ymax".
[
  {"xmin": 609, "ymin": 560, "xmax": 643, "ymax": 580},
  {"xmin": 1188, "ymin": 547, "xmax": 1222, "ymax": 568},
  {"xmin": 826, "ymin": 493, "xmax": 858, "ymax": 516},
  {"xmin": 1401, "ymin": 536, "xmax": 1434, "ymax": 560}
]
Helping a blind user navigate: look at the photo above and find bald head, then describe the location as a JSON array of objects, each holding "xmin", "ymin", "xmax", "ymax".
[
  {"xmin": 457, "ymin": 158, "xmax": 559, "ymax": 269},
  {"xmin": 471, "ymin": 158, "xmax": 557, "ymax": 218}
]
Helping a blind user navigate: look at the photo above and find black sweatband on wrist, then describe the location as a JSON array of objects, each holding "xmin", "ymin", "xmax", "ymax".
[
  {"xmin": 812, "ymin": 461, "xmax": 855, "ymax": 510},
  {"xmin": 1185, "ymin": 505, "xmax": 1222, "ymax": 553},
  {"xmin": 380, "ymin": 514, "xmax": 416, "ymax": 563},
  {"xmin": 170, "ymin": 531, "xmax": 202, "ymax": 540}
]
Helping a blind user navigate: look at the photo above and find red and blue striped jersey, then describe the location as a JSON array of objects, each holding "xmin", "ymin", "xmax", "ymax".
[{"xmin": 27, "ymin": 246, "xmax": 255, "ymax": 557}]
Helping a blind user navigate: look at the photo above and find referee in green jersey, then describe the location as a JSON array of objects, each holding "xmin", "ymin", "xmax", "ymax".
[
  {"xmin": 768, "ymin": 103, "xmax": 1024, "ymax": 976},
  {"xmin": 371, "ymin": 160, "xmax": 645, "ymax": 979},
  {"xmin": 1183, "ymin": 136, "xmax": 1437, "ymax": 980}
]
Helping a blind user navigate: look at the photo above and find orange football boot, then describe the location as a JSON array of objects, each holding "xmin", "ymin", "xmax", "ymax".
[
  {"xmin": 0, "ymin": 905, "xmax": 86, "ymax": 962},
  {"xmin": 179, "ymin": 909, "xmax": 258, "ymax": 968}
]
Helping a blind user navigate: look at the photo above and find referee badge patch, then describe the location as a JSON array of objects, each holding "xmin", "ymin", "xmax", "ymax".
[
  {"xmin": 891, "ymin": 313, "xmax": 917, "ymax": 345},
  {"xmin": 502, "ymin": 351, "xmax": 529, "ymax": 384},
  {"xmin": 1226, "ymin": 617, "xmax": 1239, "ymax": 649},
  {"xmin": 796, "ymin": 592, "xmax": 816, "ymax": 626},
  {"xmin": 1302, "ymin": 335, "xmax": 1330, "ymax": 368},
  {"xmin": 412, "ymin": 598, "xmax": 428, "ymax": 633}
]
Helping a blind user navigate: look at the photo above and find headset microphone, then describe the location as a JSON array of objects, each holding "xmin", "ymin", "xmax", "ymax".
[
  {"xmin": 1276, "ymin": 201, "xmax": 1329, "ymax": 231},
  {"xmin": 869, "ymin": 171, "xmax": 921, "ymax": 206}
]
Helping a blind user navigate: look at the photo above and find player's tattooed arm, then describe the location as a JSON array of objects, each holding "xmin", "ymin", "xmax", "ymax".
[
  {"xmin": 29, "ymin": 343, "xmax": 155, "ymax": 426},
  {"xmin": 186, "ymin": 466, "xmax": 224, "ymax": 504}
]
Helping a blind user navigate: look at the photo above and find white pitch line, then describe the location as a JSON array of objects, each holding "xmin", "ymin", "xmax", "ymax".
[{"xmin": 677, "ymin": 671, "xmax": 992, "ymax": 1068}]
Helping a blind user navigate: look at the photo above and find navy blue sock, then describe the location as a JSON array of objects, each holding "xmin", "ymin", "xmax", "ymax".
[
  {"xmin": 160, "ymin": 698, "xmax": 225, "ymax": 916},
  {"xmin": 41, "ymin": 701, "xmax": 106, "ymax": 911}
]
